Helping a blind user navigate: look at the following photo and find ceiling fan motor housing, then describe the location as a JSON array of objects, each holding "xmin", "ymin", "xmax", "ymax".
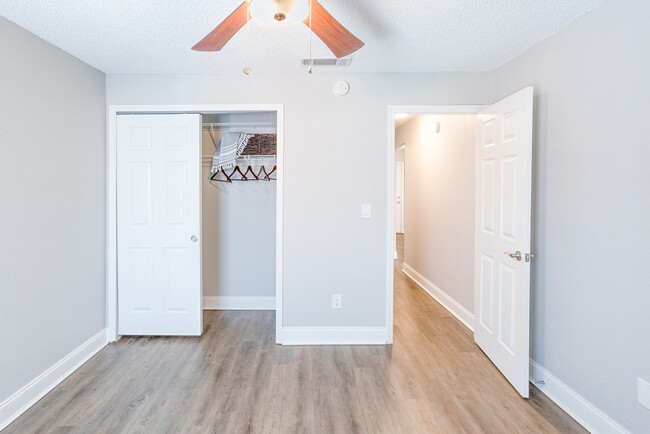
[{"xmin": 251, "ymin": 0, "xmax": 309, "ymax": 25}]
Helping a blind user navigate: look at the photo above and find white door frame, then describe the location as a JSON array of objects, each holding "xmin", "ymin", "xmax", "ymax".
[
  {"xmin": 395, "ymin": 161, "xmax": 405, "ymax": 234},
  {"xmin": 386, "ymin": 105, "xmax": 484, "ymax": 343},
  {"xmin": 107, "ymin": 104, "xmax": 284, "ymax": 343}
]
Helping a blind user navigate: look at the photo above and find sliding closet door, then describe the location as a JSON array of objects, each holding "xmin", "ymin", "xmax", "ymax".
[{"xmin": 117, "ymin": 114, "xmax": 202, "ymax": 336}]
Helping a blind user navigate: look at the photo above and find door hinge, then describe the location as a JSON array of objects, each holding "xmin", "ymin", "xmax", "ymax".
[{"xmin": 525, "ymin": 253, "xmax": 535, "ymax": 262}]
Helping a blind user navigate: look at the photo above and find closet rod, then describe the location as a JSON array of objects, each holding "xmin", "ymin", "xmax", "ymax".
[
  {"xmin": 202, "ymin": 121, "xmax": 276, "ymax": 129},
  {"xmin": 202, "ymin": 154, "xmax": 276, "ymax": 161}
]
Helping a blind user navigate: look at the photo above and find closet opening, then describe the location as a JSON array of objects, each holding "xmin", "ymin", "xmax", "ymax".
[{"xmin": 201, "ymin": 111, "xmax": 278, "ymax": 313}]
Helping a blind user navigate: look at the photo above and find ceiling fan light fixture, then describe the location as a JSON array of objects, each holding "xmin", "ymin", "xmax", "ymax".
[{"xmin": 250, "ymin": 0, "xmax": 309, "ymax": 25}]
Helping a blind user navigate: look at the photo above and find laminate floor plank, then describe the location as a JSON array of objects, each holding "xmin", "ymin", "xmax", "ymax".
[{"xmin": 5, "ymin": 235, "xmax": 586, "ymax": 433}]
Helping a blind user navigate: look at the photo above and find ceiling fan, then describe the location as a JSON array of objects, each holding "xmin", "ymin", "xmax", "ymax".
[{"xmin": 192, "ymin": 0, "xmax": 365, "ymax": 58}]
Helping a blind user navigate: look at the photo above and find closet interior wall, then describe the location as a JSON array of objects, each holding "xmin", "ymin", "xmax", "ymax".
[{"xmin": 201, "ymin": 111, "xmax": 277, "ymax": 306}]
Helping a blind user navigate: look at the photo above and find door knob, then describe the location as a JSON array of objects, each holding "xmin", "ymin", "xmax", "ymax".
[
  {"xmin": 191, "ymin": 235, "xmax": 198, "ymax": 242},
  {"xmin": 505, "ymin": 250, "xmax": 522, "ymax": 261}
]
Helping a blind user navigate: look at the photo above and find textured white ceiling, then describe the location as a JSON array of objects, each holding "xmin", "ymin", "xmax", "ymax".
[{"xmin": 0, "ymin": 0, "xmax": 604, "ymax": 74}]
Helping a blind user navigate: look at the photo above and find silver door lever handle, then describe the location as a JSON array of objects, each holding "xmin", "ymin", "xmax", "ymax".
[{"xmin": 505, "ymin": 250, "xmax": 522, "ymax": 261}]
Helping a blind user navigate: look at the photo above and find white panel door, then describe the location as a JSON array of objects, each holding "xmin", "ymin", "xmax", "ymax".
[
  {"xmin": 474, "ymin": 87, "xmax": 534, "ymax": 397},
  {"xmin": 395, "ymin": 162, "xmax": 405, "ymax": 234},
  {"xmin": 117, "ymin": 114, "xmax": 202, "ymax": 336}
]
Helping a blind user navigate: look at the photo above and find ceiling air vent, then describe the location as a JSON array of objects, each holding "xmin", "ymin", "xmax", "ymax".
[{"xmin": 300, "ymin": 57, "xmax": 353, "ymax": 67}]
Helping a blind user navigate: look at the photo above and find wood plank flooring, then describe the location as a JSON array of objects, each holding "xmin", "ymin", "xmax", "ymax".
[{"xmin": 5, "ymin": 235, "xmax": 585, "ymax": 433}]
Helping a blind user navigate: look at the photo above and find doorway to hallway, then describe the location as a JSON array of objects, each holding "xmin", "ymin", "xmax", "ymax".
[{"xmin": 387, "ymin": 88, "xmax": 534, "ymax": 397}]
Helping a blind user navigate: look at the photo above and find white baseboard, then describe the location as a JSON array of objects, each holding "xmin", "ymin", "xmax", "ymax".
[
  {"xmin": 402, "ymin": 263, "xmax": 474, "ymax": 331},
  {"xmin": 203, "ymin": 296, "xmax": 275, "ymax": 311},
  {"xmin": 281, "ymin": 327, "xmax": 388, "ymax": 345},
  {"xmin": 529, "ymin": 360, "xmax": 628, "ymax": 434},
  {"xmin": 0, "ymin": 329, "xmax": 108, "ymax": 431}
]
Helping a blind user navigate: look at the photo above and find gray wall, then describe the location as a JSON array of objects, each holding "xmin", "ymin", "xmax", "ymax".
[
  {"xmin": 0, "ymin": 17, "xmax": 106, "ymax": 402},
  {"xmin": 2, "ymin": 0, "xmax": 646, "ymax": 429},
  {"xmin": 201, "ymin": 112, "xmax": 276, "ymax": 298},
  {"xmin": 397, "ymin": 115, "xmax": 476, "ymax": 312},
  {"xmin": 107, "ymin": 72, "xmax": 492, "ymax": 327},
  {"xmin": 492, "ymin": 0, "xmax": 650, "ymax": 430}
]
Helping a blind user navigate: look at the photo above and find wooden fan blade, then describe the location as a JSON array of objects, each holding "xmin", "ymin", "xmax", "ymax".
[
  {"xmin": 192, "ymin": 2, "xmax": 251, "ymax": 52},
  {"xmin": 304, "ymin": 0, "xmax": 365, "ymax": 58}
]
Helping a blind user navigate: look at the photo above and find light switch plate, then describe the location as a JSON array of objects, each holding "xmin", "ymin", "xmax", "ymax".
[
  {"xmin": 639, "ymin": 378, "xmax": 650, "ymax": 409},
  {"xmin": 361, "ymin": 203, "xmax": 371, "ymax": 218}
]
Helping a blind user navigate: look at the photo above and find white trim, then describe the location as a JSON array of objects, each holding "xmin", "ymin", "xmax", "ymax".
[
  {"xmin": 275, "ymin": 108, "xmax": 284, "ymax": 344},
  {"xmin": 395, "ymin": 161, "xmax": 405, "ymax": 234},
  {"xmin": 0, "ymin": 329, "xmax": 108, "ymax": 431},
  {"xmin": 385, "ymin": 110, "xmax": 396, "ymax": 344},
  {"xmin": 402, "ymin": 263, "xmax": 474, "ymax": 331},
  {"xmin": 107, "ymin": 104, "xmax": 284, "ymax": 344},
  {"xmin": 529, "ymin": 360, "xmax": 629, "ymax": 434},
  {"xmin": 386, "ymin": 105, "xmax": 484, "ymax": 345},
  {"xmin": 203, "ymin": 296, "xmax": 276, "ymax": 310},
  {"xmin": 106, "ymin": 109, "xmax": 117, "ymax": 342},
  {"xmin": 281, "ymin": 327, "xmax": 388, "ymax": 345},
  {"xmin": 390, "ymin": 105, "xmax": 486, "ymax": 115}
]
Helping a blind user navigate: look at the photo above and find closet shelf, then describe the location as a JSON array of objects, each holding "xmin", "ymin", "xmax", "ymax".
[{"xmin": 202, "ymin": 121, "xmax": 276, "ymax": 129}]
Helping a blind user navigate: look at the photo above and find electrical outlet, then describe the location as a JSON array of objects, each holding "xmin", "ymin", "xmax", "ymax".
[
  {"xmin": 332, "ymin": 294, "xmax": 342, "ymax": 309},
  {"xmin": 639, "ymin": 378, "xmax": 650, "ymax": 410}
]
